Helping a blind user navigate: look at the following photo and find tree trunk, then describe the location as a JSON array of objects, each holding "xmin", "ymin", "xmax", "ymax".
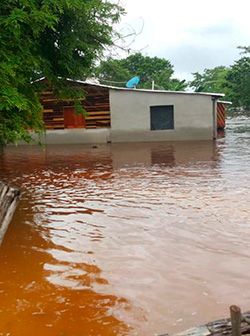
[{"xmin": 0, "ymin": 181, "xmax": 20, "ymax": 245}]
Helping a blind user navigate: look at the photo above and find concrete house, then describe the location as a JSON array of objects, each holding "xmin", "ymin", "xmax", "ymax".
[{"xmin": 38, "ymin": 79, "xmax": 225, "ymax": 144}]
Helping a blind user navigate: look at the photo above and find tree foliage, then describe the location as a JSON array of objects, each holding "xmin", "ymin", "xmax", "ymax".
[
  {"xmin": 0, "ymin": 0, "xmax": 124, "ymax": 143},
  {"xmin": 226, "ymin": 47, "xmax": 250, "ymax": 109},
  {"xmin": 189, "ymin": 66, "xmax": 230, "ymax": 96},
  {"xmin": 189, "ymin": 47, "xmax": 250, "ymax": 109},
  {"xmin": 95, "ymin": 53, "xmax": 188, "ymax": 91}
]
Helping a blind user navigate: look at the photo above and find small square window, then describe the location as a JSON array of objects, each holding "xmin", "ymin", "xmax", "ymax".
[{"xmin": 150, "ymin": 105, "xmax": 174, "ymax": 130}]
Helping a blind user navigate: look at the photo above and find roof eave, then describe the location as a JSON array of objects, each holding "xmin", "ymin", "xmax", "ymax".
[{"xmin": 32, "ymin": 77, "xmax": 225, "ymax": 98}]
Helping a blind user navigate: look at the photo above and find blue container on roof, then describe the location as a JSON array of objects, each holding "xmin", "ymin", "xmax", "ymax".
[{"xmin": 126, "ymin": 76, "xmax": 140, "ymax": 88}]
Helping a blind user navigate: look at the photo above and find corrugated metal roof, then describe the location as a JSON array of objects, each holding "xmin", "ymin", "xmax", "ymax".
[
  {"xmin": 218, "ymin": 100, "xmax": 232, "ymax": 105},
  {"xmin": 34, "ymin": 77, "xmax": 225, "ymax": 98}
]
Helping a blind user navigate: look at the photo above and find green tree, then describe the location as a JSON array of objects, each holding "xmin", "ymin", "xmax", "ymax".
[
  {"xmin": 0, "ymin": 0, "xmax": 124, "ymax": 144},
  {"xmin": 226, "ymin": 46, "xmax": 250, "ymax": 109},
  {"xmin": 190, "ymin": 66, "xmax": 230, "ymax": 97},
  {"xmin": 94, "ymin": 58, "xmax": 131, "ymax": 84},
  {"xmin": 95, "ymin": 53, "xmax": 188, "ymax": 90}
]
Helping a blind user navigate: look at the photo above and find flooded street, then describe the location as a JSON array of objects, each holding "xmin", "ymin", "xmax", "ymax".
[{"xmin": 0, "ymin": 112, "xmax": 249, "ymax": 336}]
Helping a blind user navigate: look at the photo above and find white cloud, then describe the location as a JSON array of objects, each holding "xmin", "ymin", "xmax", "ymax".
[{"xmin": 117, "ymin": 0, "xmax": 250, "ymax": 79}]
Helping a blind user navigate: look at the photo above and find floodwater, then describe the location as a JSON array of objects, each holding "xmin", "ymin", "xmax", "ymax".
[{"xmin": 0, "ymin": 112, "xmax": 249, "ymax": 336}]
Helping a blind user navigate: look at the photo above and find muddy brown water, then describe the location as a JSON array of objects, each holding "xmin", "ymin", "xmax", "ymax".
[{"xmin": 0, "ymin": 113, "xmax": 249, "ymax": 336}]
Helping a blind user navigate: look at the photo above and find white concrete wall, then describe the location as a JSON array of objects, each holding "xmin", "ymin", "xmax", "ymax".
[
  {"xmin": 110, "ymin": 89, "xmax": 214, "ymax": 142},
  {"xmin": 30, "ymin": 128, "xmax": 110, "ymax": 145}
]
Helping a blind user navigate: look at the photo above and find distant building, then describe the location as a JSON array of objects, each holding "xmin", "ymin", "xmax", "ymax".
[{"xmin": 37, "ymin": 78, "xmax": 225, "ymax": 144}]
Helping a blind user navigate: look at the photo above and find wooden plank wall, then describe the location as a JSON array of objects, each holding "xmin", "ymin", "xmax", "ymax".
[
  {"xmin": 84, "ymin": 85, "xmax": 110, "ymax": 129},
  {"xmin": 41, "ymin": 90, "xmax": 64, "ymax": 129},
  {"xmin": 40, "ymin": 84, "xmax": 111, "ymax": 130}
]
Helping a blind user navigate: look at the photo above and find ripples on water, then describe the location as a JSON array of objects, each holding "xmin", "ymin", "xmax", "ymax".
[{"xmin": 0, "ymin": 113, "xmax": 249, "ymax": 336}]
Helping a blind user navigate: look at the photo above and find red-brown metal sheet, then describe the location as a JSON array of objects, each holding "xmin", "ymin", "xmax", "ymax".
[
  {"xmin": 64, "ymin": 107, "xmax": 85, "ymax": 129},
  {"xmin": 217, "ymin": 103, "xmax": 226, "ymax": 129}
]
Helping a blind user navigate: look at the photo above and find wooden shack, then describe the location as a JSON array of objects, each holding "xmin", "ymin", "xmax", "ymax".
[{"xmin": 39, "ymin": 79, "xmax": 111, "ymax": 131}]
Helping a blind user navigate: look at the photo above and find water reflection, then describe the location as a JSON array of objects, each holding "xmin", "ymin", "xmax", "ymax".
[
  {"xmin": 0, "ymin": 113, "xmax": 250, "ymax": 336},
  {"xmin": 0, "ymin": 140, "xmax": 219, "ymax": 174}
]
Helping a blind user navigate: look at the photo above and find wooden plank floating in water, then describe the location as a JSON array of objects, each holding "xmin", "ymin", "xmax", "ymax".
[
  {"xmin": 172, "ymin": 306, "xmax": 250, "ymax": 336},
  {"xmin": 0, "ymin": 182, "xmax": 20, "ymax": 245}
]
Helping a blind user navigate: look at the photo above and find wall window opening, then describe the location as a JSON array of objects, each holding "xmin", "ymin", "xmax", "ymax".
[{"xmin": 150, "ymin": 105, "xmax": 174, "ymax": 130}]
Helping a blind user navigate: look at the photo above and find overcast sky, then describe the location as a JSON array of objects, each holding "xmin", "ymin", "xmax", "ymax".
[{"xmin": 117, "ymin": 0, "xmax": 250, "ymax": 80}]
